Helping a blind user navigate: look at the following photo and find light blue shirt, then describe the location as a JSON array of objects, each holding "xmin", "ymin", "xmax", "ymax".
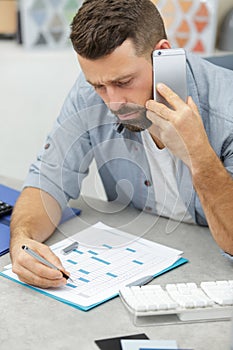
[{"xmin": 24, "ymin": 53, "xmax": 233, "ymax": 234}]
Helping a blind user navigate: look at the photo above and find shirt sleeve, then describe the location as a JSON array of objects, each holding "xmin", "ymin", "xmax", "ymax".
[{"xmin": 23, "ymin": 74, "xmax": 95, "ymax": 210}]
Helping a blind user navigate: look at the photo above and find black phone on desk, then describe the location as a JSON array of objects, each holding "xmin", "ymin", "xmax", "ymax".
[{"xmin": 152, "ymin": 48, "xmax": 187, "ymax": 108}]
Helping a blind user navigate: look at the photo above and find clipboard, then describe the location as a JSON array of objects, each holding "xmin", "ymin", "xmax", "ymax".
[
  {"xmin": 1, "ymin": 256, "xmax": 188, "ymax": 310},
  {"xmin": 1, "ymin": 222, "xmax": 188, "ymax": 310}
]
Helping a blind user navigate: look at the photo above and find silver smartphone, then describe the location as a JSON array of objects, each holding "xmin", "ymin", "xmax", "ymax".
[{"xmin": 152, "ymin": 48, "xmax": 187, "ymax": 108}]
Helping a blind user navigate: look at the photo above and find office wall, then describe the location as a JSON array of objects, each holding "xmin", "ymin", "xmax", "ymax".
[{"xmin": 0, "ymin": 1, "xmax": 232, "ymax": 200}]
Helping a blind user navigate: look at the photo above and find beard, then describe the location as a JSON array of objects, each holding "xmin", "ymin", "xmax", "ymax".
[{"xmin": 110, "ymin": 103, "xmax": 152, "ymax": 132}]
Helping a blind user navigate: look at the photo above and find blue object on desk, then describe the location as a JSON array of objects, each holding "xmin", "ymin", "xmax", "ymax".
[
  {"xmin": 1, "ymin": 257, "xmax": 188, "ymax": 310},
  {"xmin": 0, "ymin": 223, "xmax": 11, "ymax": 257},
  {"xmin": 0, "ymin": 184, "xmax": 19, "ymax": 226},
  {"xmin": 0, "ymin": 184, "xmax": 81, "ymax": 256}
]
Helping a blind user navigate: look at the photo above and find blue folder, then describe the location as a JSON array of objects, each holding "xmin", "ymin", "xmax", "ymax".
[
  {"xmin": 0, "ymin": 184, "xmax": 81, "ymax": 256},
  {"xmin": 1, "ymin": 257, "xmax": 188, "ymax": 310},
  {"xmin": 0, "ymin": 223, "xmax": 11, "ymax": 257},
  {"xmin": 0, "ymin": 184, "xmax": 19, "ymax": 226}
]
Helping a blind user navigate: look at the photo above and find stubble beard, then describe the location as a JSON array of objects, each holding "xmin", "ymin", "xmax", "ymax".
[{"xmin": 111, "ymin": 104, "xmax": 152, "ymax": 132}]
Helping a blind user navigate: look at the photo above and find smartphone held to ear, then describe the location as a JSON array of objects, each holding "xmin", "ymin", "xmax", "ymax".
[{"xmin": 152, "ymin": 48, "xmax": 187, "ymax": 108}]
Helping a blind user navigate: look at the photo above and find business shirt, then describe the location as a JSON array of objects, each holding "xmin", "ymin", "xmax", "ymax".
[{"xmin": 24, "ymin": 52, "xmax": 233, "ymax": 228}]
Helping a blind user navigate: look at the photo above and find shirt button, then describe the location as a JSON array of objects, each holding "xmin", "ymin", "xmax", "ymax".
[
  {"xmin": 145, "ymin": 206, "xmax": 152, "ymax": 212},
  {"xmin": 44, "ymin": 143, "xmax": 50, "ymax": 149},
  {"xmin": 144, "ymin": 180, "xmax": 152, "ymax": 187}
]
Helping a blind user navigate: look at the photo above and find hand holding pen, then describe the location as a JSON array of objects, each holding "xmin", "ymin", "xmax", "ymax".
[
  {"xmin": 12, "ymin": 241, "xmax": 72, "ymax": 288},
  {"xmin": 22, "ymin": 245, "xmax": 73, "ymax": 282}
]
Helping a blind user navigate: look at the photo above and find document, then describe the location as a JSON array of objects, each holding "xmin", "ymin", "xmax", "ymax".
[{"xmin": 1, "ymin": 222, "xmax": 187, "ymax": 311}]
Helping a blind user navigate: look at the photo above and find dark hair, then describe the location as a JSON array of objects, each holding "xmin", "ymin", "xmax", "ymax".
[{"xmin": 70, "ymin": 0, "xmax": 167, "ymax": 59}]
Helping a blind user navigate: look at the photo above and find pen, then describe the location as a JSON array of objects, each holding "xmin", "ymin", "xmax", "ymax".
[
  {"xmin": 126, "ymin": 275, "xmax": 154, "ymax": 287},
  {"xmin": 22, "ymin": 245, "xmax": 73, "ymax": 282}
]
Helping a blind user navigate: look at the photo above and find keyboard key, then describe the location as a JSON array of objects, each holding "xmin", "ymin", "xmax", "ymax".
[
  {"xmin": 201, "ymin": 281, "xmax": 233, "ymax": 306},
  {"xmin": 166, "ymin": 283, "xmax": 213, "ymax": 308}
]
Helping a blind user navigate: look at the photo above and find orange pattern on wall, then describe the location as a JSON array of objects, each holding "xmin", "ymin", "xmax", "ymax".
[
  {"xmin": 194, "ymin": 3, "xmax": 209, "ymax": 33},
  {"xmin": 150, "ymin": 0, "xmax": 218, "ymax": 55},
  {"xmin": 175, "ymin": 19, "xmax": 191, "ymax": 47},
  {"xmin": 161, "ymin": 0, "xmax": 176, "ymax": 29},
  {"xmin": 178, "ymin": 0, "xmax": 193, "ymax": 13}
]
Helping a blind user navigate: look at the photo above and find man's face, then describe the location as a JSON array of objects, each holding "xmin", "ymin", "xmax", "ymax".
[{"xmin": 78, "ymin": 39, "xmax": 153, "ymax": 132}]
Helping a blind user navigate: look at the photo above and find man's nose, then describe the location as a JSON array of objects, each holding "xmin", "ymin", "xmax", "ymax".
[{"xmin": 106, "ymin": 86, "xmax": 127, "ymax": 112}]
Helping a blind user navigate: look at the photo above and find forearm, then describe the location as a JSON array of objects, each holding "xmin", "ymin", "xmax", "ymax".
[
  {"xmin": 191, "ymin": 147, "xmax": 233, "ymax": 255},
  {"xmin": 145, "ymin": 85, "xmax": 233, "ymax": 254},
  {"xmin": 10, "ymin": 187, "xmax": 62, "ymax": 245},
  {"xmin": 9, "ymin": 188, "xmax": 69, "ymax": 288}
]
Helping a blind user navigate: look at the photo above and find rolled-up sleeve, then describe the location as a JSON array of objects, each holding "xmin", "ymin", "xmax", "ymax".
[{"xmin": 23, "ymin": 75, "xmax": 96, "ymax": 210}]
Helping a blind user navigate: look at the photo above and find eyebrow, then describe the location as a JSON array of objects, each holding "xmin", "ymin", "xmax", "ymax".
[{"xmin": 87, "ymin": 74, "xmax": 134, "ymax": 87}]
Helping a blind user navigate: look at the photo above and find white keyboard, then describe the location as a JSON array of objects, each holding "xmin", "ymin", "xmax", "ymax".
[{"xmin": 119, "ymin": 280, "xmax": 233, "ymax": 324}]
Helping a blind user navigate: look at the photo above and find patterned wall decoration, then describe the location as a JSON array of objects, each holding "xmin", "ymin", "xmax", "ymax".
[
  {"xmin": 19, "ymin": 0, "xmax": 83, "ymax": 49},
  {"xmin": 151, "ymin": 0, "xmax": 219, "ymax": 55},
  {"xmin": 20, "ymin": 0, "xmax": 218, "ymax": 54}
]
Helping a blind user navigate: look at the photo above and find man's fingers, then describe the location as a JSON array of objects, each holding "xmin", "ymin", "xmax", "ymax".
[
  {"xmin": 156, "ymin": 83, "xmax": 184, "ymax": 110},
  {"xmin": 146, "ymin": 99, "xmax": 174, "ymax": 122},
  {"xmin": 16, "ymin": 242, "xmax": 70, "ymax": 283},
  {"xmin": 146, "ymin": 109, "xmax": 169, "ymax": 128},
  {"xmin": 12, "ymin": 254, "xmax": 68, "ymax": 288},
  {"xmin": 38, "ymin": 244, "xmax": 65, "ymax": 271},
  {"xmin": 14, "ymin": 265, "xmax": 67, "ymax": 288}
]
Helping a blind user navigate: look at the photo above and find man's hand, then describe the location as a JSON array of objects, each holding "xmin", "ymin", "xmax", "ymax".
[
  {"xmin": 146, "ymin": 83, "xmax": 233, "ymax": 255},
  {"xmin": 146, "ymin": 83, "xmax": 211, "ymax": 169},
  {"xmin": 10, "ymin": 237, "xmax": 69, "ymax": 288},
  {"xmin": 9, "ymin": 187, "xmax": 65, "ymax": 288}
]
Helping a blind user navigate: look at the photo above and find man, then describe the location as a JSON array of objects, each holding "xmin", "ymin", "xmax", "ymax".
[{"xmin": 10, "ymin": 0, "xmax": 233, "ymax": 288}]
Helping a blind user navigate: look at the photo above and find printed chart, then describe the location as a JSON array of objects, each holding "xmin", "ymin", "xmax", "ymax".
[{"xmin": 2, "ymin": 223, "xmax": 186, "ymax": 310}]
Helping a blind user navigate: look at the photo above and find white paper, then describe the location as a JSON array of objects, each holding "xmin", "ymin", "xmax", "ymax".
[{"xmin": 2, "ymin": 222, "xmax": 183, "ymax": 309}]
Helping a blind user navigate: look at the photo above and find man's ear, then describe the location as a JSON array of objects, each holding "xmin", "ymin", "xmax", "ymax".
[{"xmin": 154, "ymin": 39, "xmax": 171, "ymax": 50}]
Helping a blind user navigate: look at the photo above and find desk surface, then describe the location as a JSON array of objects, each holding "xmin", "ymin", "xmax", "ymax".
[{"xmin": 0, "ymin": 176, "xmax": 232, "ymax": 350}]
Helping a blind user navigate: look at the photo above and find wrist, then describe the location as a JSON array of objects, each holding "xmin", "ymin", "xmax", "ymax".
[{"xmin": 189, "ymin": 144, "xmax": 217, "ymax": 180}]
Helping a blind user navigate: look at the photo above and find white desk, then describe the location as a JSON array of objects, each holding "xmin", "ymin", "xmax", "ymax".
[{"xmin": 0, "ymin": 176, "xmax": 232, "ymax": 350}]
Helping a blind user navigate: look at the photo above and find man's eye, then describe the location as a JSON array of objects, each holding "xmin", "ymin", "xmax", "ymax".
[
  {"xmin": 116, "ymin": 80, "xmax": 132, "ymax": 87},
  {"xmin": 94, "ymin": 85, "xmax": 105, "ymax": 91}
]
